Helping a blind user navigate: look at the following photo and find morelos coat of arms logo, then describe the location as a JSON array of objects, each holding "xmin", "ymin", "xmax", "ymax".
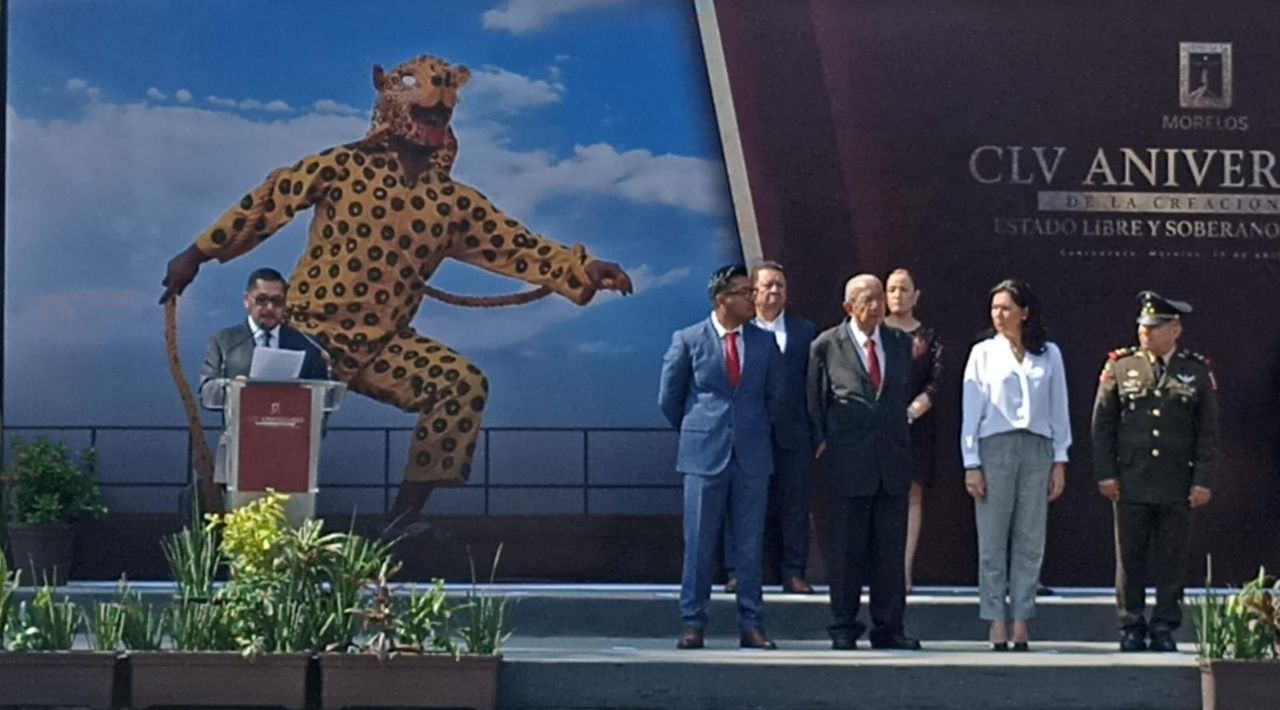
[{"xmin": 1180, "ymin": 42, "xmax": 1232, "ymax": 110}]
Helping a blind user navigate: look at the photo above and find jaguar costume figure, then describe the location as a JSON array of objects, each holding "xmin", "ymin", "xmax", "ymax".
[{"xmin": 162, "ymin": 55, "xmax": 632, "ymax": 512}]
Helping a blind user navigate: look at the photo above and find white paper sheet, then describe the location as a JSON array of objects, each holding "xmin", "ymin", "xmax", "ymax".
[{"xmin": 248, "ymin": 347, "xmax": 305, "ymax": 379}]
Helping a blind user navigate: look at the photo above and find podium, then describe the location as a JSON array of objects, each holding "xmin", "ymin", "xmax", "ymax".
[{"xmin": 202, "ymin": 378, "xmax": 346, "ymax": 524}]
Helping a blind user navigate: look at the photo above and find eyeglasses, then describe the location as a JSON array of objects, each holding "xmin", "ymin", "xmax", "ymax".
[
  {"xmin": 722, "ymin": 287, "xmax": 757, "ymax": 298},
  {"xmin": 252, "ymin": 295, "xmax": 286, "ymax": 307}
]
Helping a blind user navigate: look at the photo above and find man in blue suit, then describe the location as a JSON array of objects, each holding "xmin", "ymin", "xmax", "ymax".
[
  {"xmin": 659, "ymin": 264, "xmax": 784, "ymax": 650},
  {"xmin": 724, "ymin": 261, "xmax": 819, "ymax": 594}
]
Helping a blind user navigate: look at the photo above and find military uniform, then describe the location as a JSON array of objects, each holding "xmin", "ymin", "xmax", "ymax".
[{"xmin": 1091, "ymin": 292, "xmax": 1219, "ymax": 651}]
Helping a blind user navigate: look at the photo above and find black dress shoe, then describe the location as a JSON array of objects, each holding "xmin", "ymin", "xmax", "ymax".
[
  {"xmin": 1119, "ymin": 627, "xmax": 1147, "ymax": 652},
  {"xmin": 677, "ymin": 627, "xmax": 705, "ymax": 650},
  {"xmin": 1012, "ymin": 641, "xmax": 1030, "ymax": 652},
  {"xmin": 991, "ymin": 641, "xmax": 1009, "ymax": 652},
  {"xmin": 1148, "ymin": 630, "xmax": 1178, "ymax": 653},
  {"xmin": 740, "ymin": 629, "xmax": 777, "ymax": 650},
  {"xmin": 783, "ymin": 577, "xmax": 816, "ymax": 594},
  {"xmin": 831, "ymin": 632, "xmax": 859, "ymax": 650},
  {"xmin": 870, "ymin": 633, "xmax": 922, "ymax": 650},
  {"xmin": 723, "ymin": 577, "xmax": 738, "ymax": 594}
]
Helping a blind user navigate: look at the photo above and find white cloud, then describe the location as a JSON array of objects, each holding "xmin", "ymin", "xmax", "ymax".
[
  {"xmin": 576, "ymin": 340, "xmax": 633, "ymax": 355},
  {"xmin": 175, "ymin": 89, "xmax": 192, "ymax": 103},
  {"xmin": 146, "ymin": 87, "xmax": 167, "ymax": 101},
  {"xmin": 205, "ymin": 96, "xmax": 292, "ymax": 112},
  {"xmin": 450, "ymin": 133, "xmax": 729, "ymax": 218},
  {"xmin": 66, "ymin": 77, "xmax": 102, "ymax": 100},
  {"xmin": 482, "ymin": 0, "xmax": 626, "ymax": 34},
  {"xmin": 313, "ymin": 99, "xmax": 364, "ymax": 116},
  {"xmin": 463, "ymin": 66, "xmax": 563, "ymax": 114}
]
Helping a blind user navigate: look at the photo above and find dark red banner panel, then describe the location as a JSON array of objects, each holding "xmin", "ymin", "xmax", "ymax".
[{"xmin": 715, "ymin": 0, "xmax": 1280, "ymax": 585}]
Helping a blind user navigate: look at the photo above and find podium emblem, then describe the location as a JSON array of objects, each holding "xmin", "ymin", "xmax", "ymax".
[
  {"xmin": 1180, "ymin": 42, "xmax": 1232, "ymax": 110},
  {"xmin": 271, "ymin": 402, "xmax": 281, "ymax": 414}
]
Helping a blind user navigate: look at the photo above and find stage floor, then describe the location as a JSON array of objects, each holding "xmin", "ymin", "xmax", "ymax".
[{"xmin": 16, "ymin": 583, "xmax": 1205, "ymax": 709}]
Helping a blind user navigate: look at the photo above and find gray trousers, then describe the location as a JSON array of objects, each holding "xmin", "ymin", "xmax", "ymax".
[{"xmin": 975, "ymin": 431, "xmax": 1053, "ymax": 621}]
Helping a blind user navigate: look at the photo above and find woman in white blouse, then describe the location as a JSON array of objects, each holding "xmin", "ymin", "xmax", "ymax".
[{"xmin": 961, "ymin": 279, "xmax": 1070, "ymax": 651}]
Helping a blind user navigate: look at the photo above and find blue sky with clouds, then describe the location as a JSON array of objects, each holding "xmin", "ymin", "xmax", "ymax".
[{"xmin": 4, "ymin": 0, "xmax": 741, "ymax": 429}]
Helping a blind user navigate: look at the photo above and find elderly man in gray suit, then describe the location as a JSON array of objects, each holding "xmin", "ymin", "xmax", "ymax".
[
  {"xmin": 198, "ymin": 267, "xmax": 329, "ymax": 400},
  {"xmin": 808, "ymin": 274, "xmax": 921, "ymax": 650}
]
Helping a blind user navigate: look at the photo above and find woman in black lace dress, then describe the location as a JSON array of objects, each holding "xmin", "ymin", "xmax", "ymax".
[{"xmin": 885, "ymin": 269, "xmax": 943, "ymax": 592}]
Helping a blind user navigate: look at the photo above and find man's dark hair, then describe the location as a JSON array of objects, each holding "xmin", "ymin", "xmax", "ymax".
[
  {"xmin": 989, "ymin": 278, "xmax": 1049, "ymax": 355},
  {"xmin": 246, "ymin": 267, "xmax": 288, "ymax": 291},
  {"xmin": 751, "ymin": 260, "xmax": 785, "ymax": 282},
  {"xmin": 708, "ymin": 264, "xmax": 748, "ymax": 303}
]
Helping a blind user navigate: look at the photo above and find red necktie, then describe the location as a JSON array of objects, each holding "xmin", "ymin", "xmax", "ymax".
[
  {"xmin": 725, "ymin": 332, "xmax": 741, "ymax": 389},
  {"xmin": 866, "ymin": 338, "xmax": 882, "ymax": 392}
]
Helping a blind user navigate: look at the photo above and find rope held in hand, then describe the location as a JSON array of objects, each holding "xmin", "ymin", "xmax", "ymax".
[
  {"xmin": 163, "ymin": 297, "xmax": 223, "ymax": 514},
  {"xmin": 422, "ymin": 285, "xmax": 551, "ymax": 307},
  {"xmin": 419, "ymin": 243, "xmax": 589, "ymax": 307}
]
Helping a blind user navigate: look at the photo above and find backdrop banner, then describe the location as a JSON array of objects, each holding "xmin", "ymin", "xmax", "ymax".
[{"xmin": 711, "ymin": 0, "xmax": 1280, "ymax": 584}]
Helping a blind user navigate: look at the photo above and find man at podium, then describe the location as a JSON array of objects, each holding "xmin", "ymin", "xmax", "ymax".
[{"xmin": 199, "ymin": 268, "xmax": 329, "ymax": 395}]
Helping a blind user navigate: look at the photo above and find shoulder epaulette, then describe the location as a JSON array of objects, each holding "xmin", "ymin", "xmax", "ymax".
[
  {"xmin": 1107, "ymin": 346, "xmax": 1140, "ymax": 361},
  {"xmin": 1177, "ymin": 349, "xmax": 1213, "ymax": 368}
]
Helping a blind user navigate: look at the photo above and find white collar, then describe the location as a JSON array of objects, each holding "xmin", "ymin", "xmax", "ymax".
[
  {"xmin": 848, "ymin": 321, "xmax": 880, "ymax": 349},
  {"xmin": 248, "ymin": 317, "xmax": 282, "ymax": 344},
  {"xmin": 710, "ymin": 312, "xmax": 743, "ymax": 338},
  {"xmin": 754, "ymin": 310, "xmax": 786, "ymax": 332}
]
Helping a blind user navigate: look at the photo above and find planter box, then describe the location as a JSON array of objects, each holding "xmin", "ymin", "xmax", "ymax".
[
  {"xmin": 320, "ymin": 653, "xmax": 501, "ymax": 710},
  {"xmin": 1200, "ymin": 659, "xmax": 1280, "ymax": 710},
  {"xmin": 0, "ymin": 651, "xmax": 118, "ymax": 708},
  {"xmin": 128, "ymin": 651, "xmax": 311, "ymax": 709}
]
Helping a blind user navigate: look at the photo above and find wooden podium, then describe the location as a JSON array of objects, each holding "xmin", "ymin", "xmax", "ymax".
[{"xmin": 204, "ymin": 379, "xmax": 346, "ymax": 524}]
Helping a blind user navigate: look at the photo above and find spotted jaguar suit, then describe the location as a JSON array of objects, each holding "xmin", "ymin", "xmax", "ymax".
[{"xmin": 193, "ymin": 145, "xmax": 596, "ymax": 484}]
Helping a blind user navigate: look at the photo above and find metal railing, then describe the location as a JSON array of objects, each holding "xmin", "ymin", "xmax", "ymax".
[{"xmin": 1, "ymin": 425, "xmax": 681, "ymax": 516}]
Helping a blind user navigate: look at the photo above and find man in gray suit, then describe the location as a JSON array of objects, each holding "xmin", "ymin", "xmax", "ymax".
[
  {"xmin": 808, "ymin": 274, "xmax": 920, "ymax": 650},
  {"xmin": 659, "ymin": 264, "xmax": 784, "ymax": 650},
  {"xmin": 199, "ymin": 268, "xmax": 329, "ymax": 400}
]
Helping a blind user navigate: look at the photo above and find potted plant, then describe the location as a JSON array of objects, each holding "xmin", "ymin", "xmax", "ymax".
[
  {"xmin": 0, "ymin": 578, "xmax": 117, "ymax": 708},
  {"xmin": 319, "ymin": 546, "xmax": 510, "ymax": 710},
  {"xmin": 2, "ymin": 438, "xmax": 106, "ymax": 585},
  {"xmin": 130, "ymin": 492, "xmax": 317, "ymax": 710},
  {"xmin": 1192, "ymin": 557, "xmax": 1279, "ymax": 710}
]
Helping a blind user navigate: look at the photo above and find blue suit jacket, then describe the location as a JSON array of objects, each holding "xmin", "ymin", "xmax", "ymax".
[{"xmin": 658, "ymin": 318, "xmax": 784, "ymax": 478}]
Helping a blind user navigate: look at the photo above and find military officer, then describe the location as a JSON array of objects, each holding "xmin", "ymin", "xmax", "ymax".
[{"xmin": 1091, "ymin": 291, "xmax": 1219, "ymax": 653}]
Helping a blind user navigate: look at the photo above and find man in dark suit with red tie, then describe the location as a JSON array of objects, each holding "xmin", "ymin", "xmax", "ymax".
[{"xmin": 808, "ymin": 274, "xmax": 920, "ymax": 650}]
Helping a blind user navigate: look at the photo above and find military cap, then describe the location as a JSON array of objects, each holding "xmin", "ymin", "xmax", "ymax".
[{"xmin": 1136, "ymin": 291, "xmax": 1192, "ymax": 326}]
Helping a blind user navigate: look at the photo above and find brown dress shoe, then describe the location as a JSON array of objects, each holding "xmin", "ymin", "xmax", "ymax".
[
  {"xmin": 677, "ymin": 627, "xmax": 705, "ymax": 650},
  {"xmin": 739, "ymin": 629, "xmax": 778, "ymax": 650},
  {"xmin": 723, "ymin": 577, "xmax": 738, "ymax": 594},
  {"xmin": 783, "ymin": 577, "xmax": 815, "ymax": 594}
]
